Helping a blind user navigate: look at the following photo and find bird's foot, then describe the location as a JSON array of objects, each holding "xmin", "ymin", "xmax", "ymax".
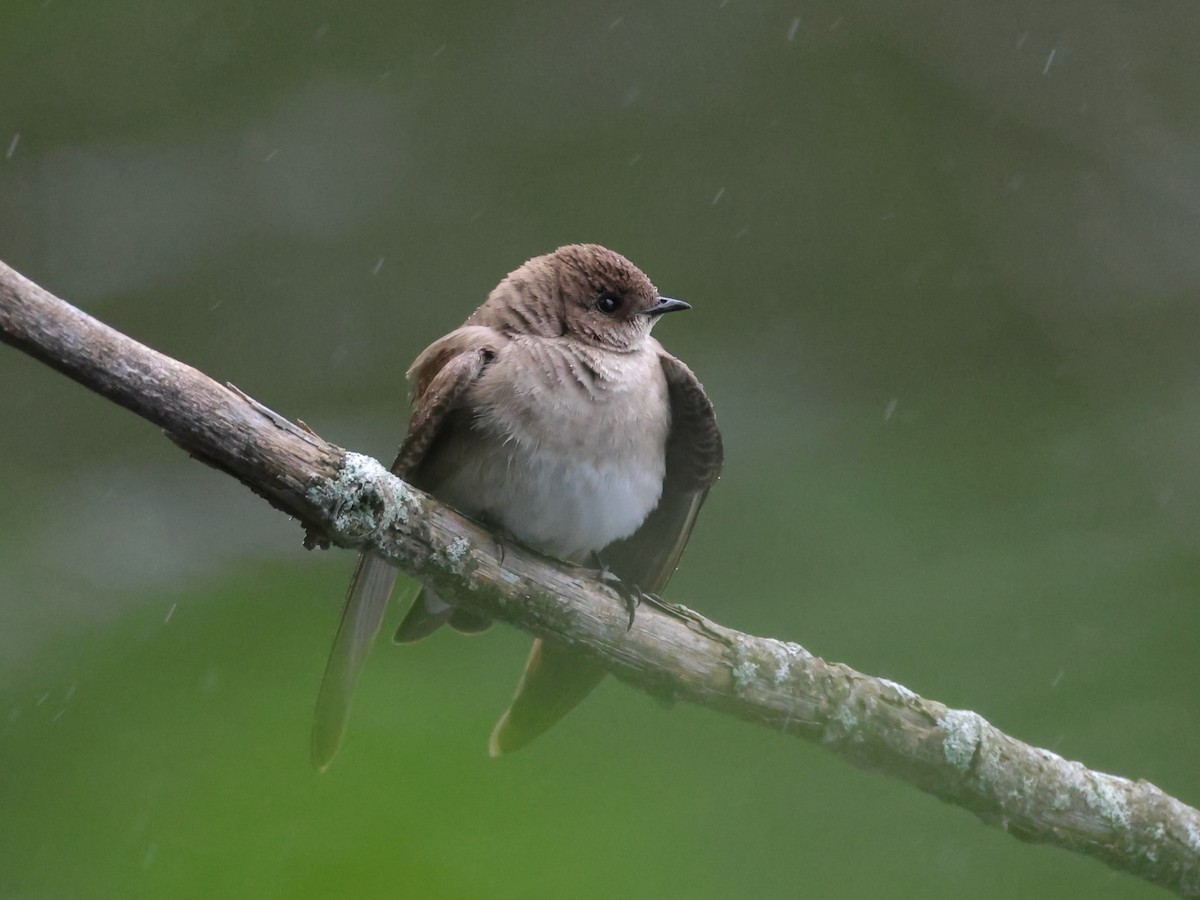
[
  {"xmin": 591, "ymin": 554, "xmax": 661, "ymax": 631},
  {"xmin": 477, "ymin": 517, "xmax": 521, "ymax": 567}
]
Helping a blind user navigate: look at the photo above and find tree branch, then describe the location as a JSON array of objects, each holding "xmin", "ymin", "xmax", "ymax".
[{"xmin": 2, "ymin": 258, "xmax": 1198, "ymax": 896}]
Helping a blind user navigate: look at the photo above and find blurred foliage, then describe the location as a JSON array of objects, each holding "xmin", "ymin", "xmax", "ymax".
[{"xmin": 2, "ymin": 1, "xmax": 1199, "ymax": 897}]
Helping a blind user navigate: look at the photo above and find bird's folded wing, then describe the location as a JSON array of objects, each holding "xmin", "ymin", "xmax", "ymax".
[{"xmin": 310, "ymin": 335, "xmax": 499, "ymax": 770}]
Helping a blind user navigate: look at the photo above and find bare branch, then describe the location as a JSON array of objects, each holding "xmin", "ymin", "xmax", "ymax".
[{"xmin": 2, "ymin": 259, "xmax": 1198, "ymax": 896}]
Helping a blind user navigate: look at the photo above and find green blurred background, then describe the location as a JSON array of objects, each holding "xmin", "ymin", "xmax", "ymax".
[{"xmin": 2, "ymin": 2, "xmax": 1198, "ymax": 897}]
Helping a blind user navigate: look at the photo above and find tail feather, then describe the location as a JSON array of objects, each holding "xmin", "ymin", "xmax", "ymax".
[
  {"xmin": 311, "ymin": 553, "xmax": 397, "ymax": 771},
  {"xmin": 488, "ymin": 639, "xmax": 606, "ymax": 757},
  {"xmin": 393, "ymin": 588, "xmax": 455, "ymax": 643},
  {"xmin": 394, "ymin": 589, "xmax": 494, "ymax": 642}
]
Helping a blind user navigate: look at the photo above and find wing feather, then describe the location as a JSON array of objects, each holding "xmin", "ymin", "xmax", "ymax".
[
  {"xmin": 310, "ymin": 331, "xmax": 499, "ymax": 770},
  {"xmin": 597, "ymin": 350, "xmax": 724, "ymax": 591}
]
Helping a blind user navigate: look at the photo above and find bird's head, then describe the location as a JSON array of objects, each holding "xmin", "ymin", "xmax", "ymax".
[{"xmin": 479, "ymin": 244, "xmax": 689, "ymax": 351}]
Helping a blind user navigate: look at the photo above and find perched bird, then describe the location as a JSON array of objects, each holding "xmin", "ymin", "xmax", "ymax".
[{"xmin": 311, "ymin": 244, "xmax": 723, "ymax": 770}]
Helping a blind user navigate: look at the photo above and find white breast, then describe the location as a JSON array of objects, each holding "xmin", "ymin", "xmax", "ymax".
[{"xmin": 435, "ymin": 339, "xmax": 670, "ymax": 563}]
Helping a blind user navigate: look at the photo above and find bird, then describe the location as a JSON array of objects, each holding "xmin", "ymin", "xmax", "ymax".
[{"xmin": 310, "ymin": 243, "xmax": 723, "ymax": 770}]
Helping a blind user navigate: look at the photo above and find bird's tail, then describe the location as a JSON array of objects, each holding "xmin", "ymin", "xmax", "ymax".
[
  {"xmin": 393, "ymin": 588, "xmax": 493, "ymax": 642},
  {"xmin": 488, "ymin": 639, "xmax": 606, "ymax": 756}
]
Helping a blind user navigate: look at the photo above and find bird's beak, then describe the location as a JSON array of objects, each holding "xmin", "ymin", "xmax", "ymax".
[{"xmin": 645, "ymin": 296, "xmax": 691, "ymax": 317}]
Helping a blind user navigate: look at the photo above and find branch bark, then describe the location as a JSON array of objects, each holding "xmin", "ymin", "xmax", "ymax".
[{"xmin": 2, "ymin": 259, "xmax": 1198, "ymax": 896}]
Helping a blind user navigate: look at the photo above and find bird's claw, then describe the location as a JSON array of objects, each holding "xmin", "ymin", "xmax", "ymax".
[
  {"xmin": 591, "ymin": 554, "xmax": 653, "ymax": 631},
  {"xmin": 620, "ymin": 585, "xmax": 641, "ymax": 631}
]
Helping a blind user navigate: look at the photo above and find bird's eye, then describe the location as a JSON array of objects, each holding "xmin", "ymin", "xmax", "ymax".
[{"xmin": 596, "ymin": 293, "xmax": 622, "ymax": 315}]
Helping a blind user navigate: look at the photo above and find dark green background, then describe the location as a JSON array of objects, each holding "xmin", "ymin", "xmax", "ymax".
[{"xmin": 2, "ymin": 2, "xmax": 1198, "ymax": 897}]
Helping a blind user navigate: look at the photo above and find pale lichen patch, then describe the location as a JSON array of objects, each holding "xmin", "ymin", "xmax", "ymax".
[
  {"xmin": 445, "ymin": 536, "xmax": 471, "ymax": 572},
  {"xmin": 762, "ymin": 639, "xmax": 811, "ymax": 686},
  {"xmin": 939, "ymin": 708, "xmax": 985, "ymax": 774},
  {"xmin": 833, "ymin": 700, "xmax": 859, "ymax": 735},
  {"xmin": 1186, "ymin": 819, "xmax": 1200, "ymax": 856},
  {"xmin": 1144, "ymin": 823, "xmax": 1165, "ymax": 863},
  {"xmin": 730, "ymin": 638, "xmax": 759, "ymax": 694},
  {"xmin": 308, "ymin": 452, "xmax": 418, "ymax": 539},
  {"xmin": 731, "ymin": 659, "xmax": 758, "ymax": 692},
  {"xmin": 1085, "ymin": 772, "xmax": 1132, "ymax": 832},
  {"xmin": 879, "ymin": 678, "xmax": 917, "ymax": 701}
]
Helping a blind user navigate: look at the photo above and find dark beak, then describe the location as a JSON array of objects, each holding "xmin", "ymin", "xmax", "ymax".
[{"xmin": 645, "ymin": 296, "xmax": 691, "ymax": 317}]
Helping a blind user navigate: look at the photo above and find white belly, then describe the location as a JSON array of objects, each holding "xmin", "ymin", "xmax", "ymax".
[
  {"xmin": 444, "ymin": 450, "xmax": 665, "ymax": 561},
  {"xmin": 436, "ymin": 343, "xmax": 670, "ymax": 562}
]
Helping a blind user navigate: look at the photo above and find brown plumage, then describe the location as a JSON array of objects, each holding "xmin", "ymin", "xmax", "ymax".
[{"xmin": 311, "ymin": 244, "xmax": 722, "ymax": 769}]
